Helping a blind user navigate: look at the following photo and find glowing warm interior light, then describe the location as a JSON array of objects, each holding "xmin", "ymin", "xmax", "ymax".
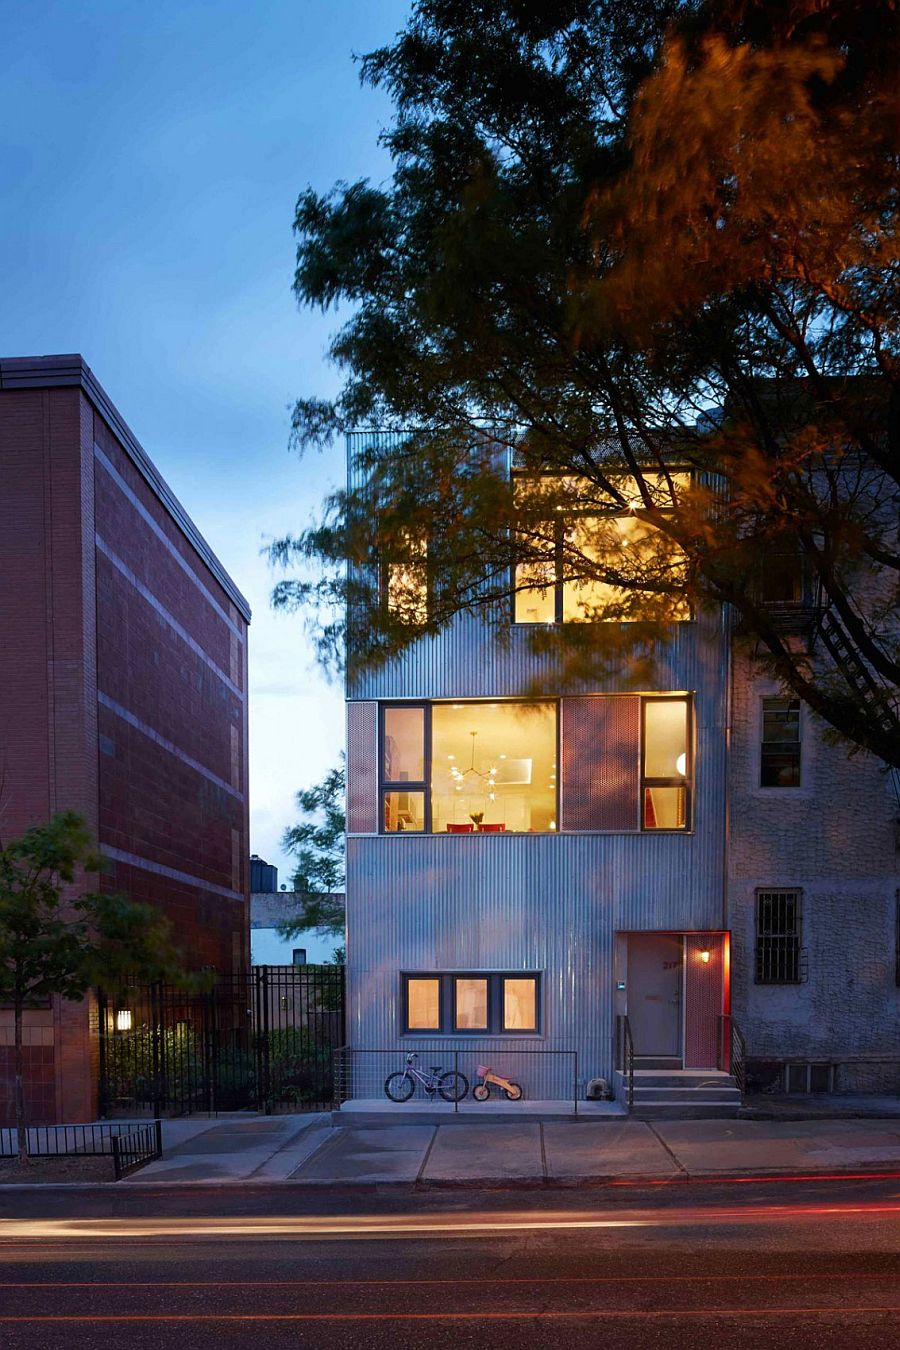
[
  {"xmin": 676, "ymin": 752, "xmax": 687, "ymax": 776},
  {"xmin": 115, "ymin": 1009, "xmax": 133, "ymax": 1033}
]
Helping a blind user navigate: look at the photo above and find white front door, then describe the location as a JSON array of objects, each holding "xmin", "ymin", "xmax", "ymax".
[{"xmin": 627, "ymin": 934, "xmax": 683, "ymax": 1058}]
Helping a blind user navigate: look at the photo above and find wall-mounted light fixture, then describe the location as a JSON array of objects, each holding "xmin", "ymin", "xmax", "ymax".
[
  {"xmin": 115, "ymin": 1008, "xmax": 133, "ymax": 1033},
  {"xmin": 699, "ymin": 949, "xmax": 711, "ymax": 964}
]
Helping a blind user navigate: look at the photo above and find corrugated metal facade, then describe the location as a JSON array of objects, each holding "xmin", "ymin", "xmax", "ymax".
[{"xmin": 344, "ymin": 433, "xmax": 730, "ymax": 1094}]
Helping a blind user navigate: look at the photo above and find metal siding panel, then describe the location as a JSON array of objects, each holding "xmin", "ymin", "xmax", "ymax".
[
  {"xmin": 683, "ymin": 932, "xmax": 725, "ymax": 1068},
  {"xmin": 561, "ymin": 696, "xmax": 639, "ymax": 831},
  {"xmin": 347, "ymin": 701, "xmax": 377, "ymax": 834}
]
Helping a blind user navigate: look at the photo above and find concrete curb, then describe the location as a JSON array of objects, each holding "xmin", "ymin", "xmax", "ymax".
[{"xmin": 3, "ymin": 1160, "xmax": 900, "ymax": 1193}]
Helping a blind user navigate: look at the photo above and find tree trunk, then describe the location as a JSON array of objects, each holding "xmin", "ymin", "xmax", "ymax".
[{"xmin": 14, "ymin": 991, "xmax": 28, "ymax": 1166}]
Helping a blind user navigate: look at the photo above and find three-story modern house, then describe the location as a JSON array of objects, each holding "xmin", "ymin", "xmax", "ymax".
[
  {"xmin": 342, "ymin": 430, "xmax": 900, "ymax": 1112},
  {"xmin": 342, "ymin": 441, "xmax": 747, "ymax": 1113}
]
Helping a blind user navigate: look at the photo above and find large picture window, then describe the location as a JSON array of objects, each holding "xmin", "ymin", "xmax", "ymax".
[
  {"xmin": 381, "ymin": 701, "xmax": 557, "ymax": 833},
  {"xmin": 402, "ymin": 972, "xmax": 542, "ymax": 1035},
  {"xmin": 514, "ymin": 473, "xmax": 691, "ymax": 625}
]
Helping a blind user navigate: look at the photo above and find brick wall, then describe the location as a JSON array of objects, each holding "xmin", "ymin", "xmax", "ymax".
[
  {"xmin": 728, "ymin": 649, "xmax": 900, "ymax": 1086},
  {"xmin": 0, "ymin": 368, "xmax": 250, "ymax": 1123}
]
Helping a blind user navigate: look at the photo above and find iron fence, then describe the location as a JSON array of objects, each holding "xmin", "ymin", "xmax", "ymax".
[
  {"xmin": 0, "ymin": 1120, "xmax": 163, "ymax": 1179},
  {"xmin": 99, "ymin": 965, "xmax": 344, "ymax": 1117},
  {"xmin": 334, "ymin": 1047, "xmax": 579, "ymax": 1114}
]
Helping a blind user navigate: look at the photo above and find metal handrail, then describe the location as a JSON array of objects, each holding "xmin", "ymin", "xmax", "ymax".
[
  {"xmin": 616, "ymin": 1015, "xmax": 634, "ymax": 1110},
  {"xmin": 717, "ymin": 1014, "xmax": 747, "ymax": 1104}
]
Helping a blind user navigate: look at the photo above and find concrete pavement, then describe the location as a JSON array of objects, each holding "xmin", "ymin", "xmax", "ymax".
[{"xmin": 108, "ymin": 1110, "xmax": 900, "ymax": 1186}]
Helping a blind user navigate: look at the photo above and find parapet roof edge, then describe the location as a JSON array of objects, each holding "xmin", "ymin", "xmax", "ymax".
[{"xmin": 0, "ymin": 354, "xmax": 251, "ymax": 621}]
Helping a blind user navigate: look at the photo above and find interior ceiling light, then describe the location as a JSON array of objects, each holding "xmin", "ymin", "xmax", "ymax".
[{"xmin": 449, "ymin": 731, "xmax": 499, "ymax": 789}]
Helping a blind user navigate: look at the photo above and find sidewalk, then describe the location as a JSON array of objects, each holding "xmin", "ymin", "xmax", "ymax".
[{"xmin": 111, "ymin": 1109, "xmax": 900, "ymax": 1187}]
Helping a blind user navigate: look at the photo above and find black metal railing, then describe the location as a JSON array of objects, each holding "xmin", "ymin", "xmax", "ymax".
[
  {"xmin": 334, "ymin": 1047, "xmax": 579, "ymax": 1114},
  {"xmin": 717, "ymin": 1014, "xmax": 747, "ymax": 1104},
  {"xmin": 112, "ymin": 1121, "xmax": 163, "ymax": 1179},
  {"xmin": 615, "ymin": 1016, "xmax": 634, "ymax": 1110},
  {"xmin": 98, "ymin": 964, "xmax": 345, "ymax": 1118},
  {"xmin": 0, "ymin": 1120, "xmax": 163, "ymax": 1179}
]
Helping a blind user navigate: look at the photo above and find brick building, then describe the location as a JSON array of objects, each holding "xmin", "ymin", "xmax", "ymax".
[{"xmin": 0, "ymin": 354, "xmax": 250, "ymax": 1125}]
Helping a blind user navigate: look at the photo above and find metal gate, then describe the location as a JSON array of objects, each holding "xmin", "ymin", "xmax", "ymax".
[{"xmin": 98, "ymin": 965, "xmax": 344, "ymax": 1117}]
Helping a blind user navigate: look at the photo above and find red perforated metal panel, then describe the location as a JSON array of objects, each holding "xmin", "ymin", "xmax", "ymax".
[
  {"xmin": 347, "ymin": 701, "xmax": 378, "ymax": 834},
  {"xmin": 560, "ymin": 696, "xmax": 640, "ymax": 831},
  {"xmin": 683, "ymin": 932, "xmax": 725, "ymax": 1069}
]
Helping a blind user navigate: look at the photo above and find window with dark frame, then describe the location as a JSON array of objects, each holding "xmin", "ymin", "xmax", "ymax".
[
  {"xmin": 380, "ymin": 701, "xmax": 557, "ymax": 834},
  {"xmin": 755, "ymin": 889, "xmax": 802, "ymax": 984},
  {"xmin": 512, "ymin": 472, "xmax": 691, "ymax": 626},
  {"xmin": 401, "ymin": 972, "xmax": 541, "ymax": 1035},
  {"xmin": 291, "ymin": 948, "xmax": 307, "ymax": 965},
  {"xmin": 760, "ymin": 697, "xmax": 801, "ymax": 787},
  {"xmin": 641, "ymin": 696, "xmax": 691, "ymax": 830}
]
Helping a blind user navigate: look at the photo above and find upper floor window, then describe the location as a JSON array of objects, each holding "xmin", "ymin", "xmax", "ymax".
[
  {"xmin": 760, "ymin": 697, "xmax": 801, "ymax": 787},
  {"xmin": 513, "ymin": 473, "xmax": 691, "ymax": 625},
  {"xmin": 378, "ymin": 694, "xmax": 692, "ymax": 834},
  {"xmin": 384, "ymin": 530, "xmax": 428, "ymax": 624},
  {"xmin": 642, "ymin": 697, "xmax": 691, "ymax": 829},
  {"xmin": 382, "ymin": 700, "xmax": 557, "ymax": 833}
]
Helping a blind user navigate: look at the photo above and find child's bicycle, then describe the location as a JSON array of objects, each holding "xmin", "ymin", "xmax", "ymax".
[
  {"xmin": 473, "ymin": 1063, "xmax": 523, "ymax": 1102},
  {"xmin": 384, "ymin": 1052, "xmax": 469, "ymax": 1103}
]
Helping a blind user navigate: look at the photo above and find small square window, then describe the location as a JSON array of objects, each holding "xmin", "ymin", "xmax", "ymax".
[
  {"xmin": 454, "ymin": 977, "xmax": 488, "ymax": 1030},
  {"xmin": 503, "ymin": 977, "xmax": 537, "ymax": 1031},
  {"xmin": 406, "ymin": 977, "xmax": 441, "ymax": 1030}
]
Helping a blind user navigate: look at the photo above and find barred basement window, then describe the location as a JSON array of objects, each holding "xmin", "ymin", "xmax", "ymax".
[{"xmin": 756, "ymin": 889, "xmax": 802, "ymax": 984}]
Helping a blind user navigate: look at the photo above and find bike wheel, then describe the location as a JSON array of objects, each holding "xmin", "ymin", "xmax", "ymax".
[
  {"xmin": 384, "ymin": 1071, "xmax": 415, "ymax": 1102},
  {"xmin": 503, "ymin": 1082, "xmax": 523, "ymax": 1101},
  {"xmin": 438, "ymin": 1070, "xmax": 469, "ymax": 1103},
  {"xmin": 473, "ymin": 1083, "xmax": 489, "ymax": 1102}
]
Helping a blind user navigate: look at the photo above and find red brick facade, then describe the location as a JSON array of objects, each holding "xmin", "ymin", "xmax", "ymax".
[{"xmin": 0, "ymin": 356, "xmax": 250, "ymax": 1124}]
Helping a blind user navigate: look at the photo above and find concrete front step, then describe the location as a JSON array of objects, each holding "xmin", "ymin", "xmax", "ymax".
[
  {"xmin": 615, "ymin": 1068, "xmax": 742, "ymax": 1119},
  {"xmin": 633, "ymin": 1072, "xmax": 736, "ymax": 1090},
  {"xmin": 633, "ymin": 1088, "xmax": 741, "ymax": 1104},
  {"xmin": 632, "ymin": 1101, "xmax": 743, "ymax": 1120}
]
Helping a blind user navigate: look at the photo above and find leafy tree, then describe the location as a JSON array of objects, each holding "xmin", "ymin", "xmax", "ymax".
[
  {"xmin": 274, "ymin": 0, "xmax": 899, "ymax": 767},
  {"xmin": 278, "ymin": 762, "xmax": 346, "ymax": 940},
  {"xmin": 0, "ymin": 812, "xmax": 190, "ymax": 1165}
]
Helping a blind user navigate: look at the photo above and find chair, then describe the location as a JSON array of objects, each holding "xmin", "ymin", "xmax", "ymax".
[
  {"xmin": 446, "ymin": 823, "xmax": 474, "ymax": 833},
  {"xmin": 478, "ymin": 823, "xmax": 506, "ymax": 833}
]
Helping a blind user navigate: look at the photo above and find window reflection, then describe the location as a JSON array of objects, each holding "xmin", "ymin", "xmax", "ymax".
[
  {"xmin": 642, "ymin": 697, "xmax": 690, "ymax": 831},
  {"xmin": 503, "ymin": 978, "xmax": 537, "ymax": 1031},
  {"xmin": 384, "ymin": 706, "xmax": 425, "ymax": 783},
  {"xmin": 454, "ymin": 978, "xmax": 488, "ymax": 1030}
]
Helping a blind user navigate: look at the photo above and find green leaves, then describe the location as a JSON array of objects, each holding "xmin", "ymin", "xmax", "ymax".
[
  {"xmin": 279, "ymin": 0, "xmax": 900, "ymax": 767},
  {"xmin": 278, "ymin": 762, "xmax": 346, "ymax": 938}
]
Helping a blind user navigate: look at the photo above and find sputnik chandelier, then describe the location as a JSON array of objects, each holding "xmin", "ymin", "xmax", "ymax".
[{"xmin": 450, "ymin": 731, "xmax": 498, "ymax": 801}]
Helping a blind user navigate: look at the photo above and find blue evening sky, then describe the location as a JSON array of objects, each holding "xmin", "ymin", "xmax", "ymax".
[{"xmin": 1, "ymin": 0, "xmax": 412, "ymax": 881}]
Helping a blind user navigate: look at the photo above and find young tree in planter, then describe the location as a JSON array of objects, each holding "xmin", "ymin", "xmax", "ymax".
[
  {"xmin": 0, "ymin": 812, "xmax": 189, "ymax": 1166},
  {"xmin": 278, "ymin": 761, "xmax": 346, "ymax": 947},
  {"xmin": 275, "ymin": 0, "xmax": 899, "ymax": 767}
]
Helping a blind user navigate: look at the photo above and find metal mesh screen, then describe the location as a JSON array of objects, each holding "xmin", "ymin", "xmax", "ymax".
[
  {"xmin": 560, "ymin": 696, "xmax": 640, "ymax": 831},
  {"xmin": 347, "ymin": 701, "xmax": 378, "ymax": 834}
]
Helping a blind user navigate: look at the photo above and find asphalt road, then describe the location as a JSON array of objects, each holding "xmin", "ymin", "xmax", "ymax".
[{"xmin": 1, "ymin": 1177, "xmax": 899, "ymax": 1348}]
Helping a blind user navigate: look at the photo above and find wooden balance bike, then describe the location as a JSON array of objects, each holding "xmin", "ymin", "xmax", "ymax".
[{"xmin": 473, "ymin": 1063, "xmax": 523, "ymax": 1102}]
